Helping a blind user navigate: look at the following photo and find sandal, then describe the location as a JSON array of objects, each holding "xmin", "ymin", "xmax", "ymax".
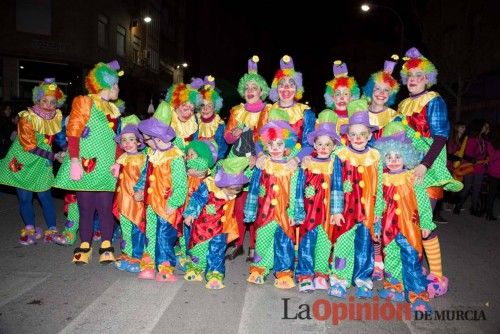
[
  {"xmin": 99, "ymin": 240, "xmax": 115, "ymax": 264},
  {"xmin": 73, "ymin": 242, "xmax": 92, "ymax": 265}
]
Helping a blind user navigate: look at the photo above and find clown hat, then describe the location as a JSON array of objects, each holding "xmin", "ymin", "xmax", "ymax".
[
  {"xmin": 186, "ymin": 139, "xmax": 219, "ymax": 169},
  {"xmin": 32, "ymin": 78, "xmax": 66, "ymax": 107},
  {"xmin": 307, "ymin": 109, "xmax": 341, "ymax": 146},
  {"xmin": 238, "ymin": 55, "xmax": 270, "ymax": 100},
  {"xmin": 115, "ymin": 115, "xmax": 145, "ymax": 149},
  {"xmin": 85, "ymin": 60, "xmax": 123, "ymax": 94},
  {"xmin": 269, "ymin": 55, "xmax": 304, "ymax": 102},
  {"xmin": 362, "ymin": 55, "xmax": 400, "ymax": 107},
  {"xmin": 214, "ymin": 157, "xmax": 250, "ymax": 188},
  {"xmin": 259, "ymin": 108, "xmax": 297, "ymax": 149},
  {"xmin": 400, "ymin": 47, "xmax": 438, "ymax": 87},
  {"xmin": 374, "ymin": 121, "xmax": 411, "ymax": 144},
  {"xmin": 324, "ymin": 60, "xmax": 360, "ymax": 109},
  {"xmin": 138, "ymin": 101, "xmax": 176, "ymax": 143},
  {"xmin": 339, "ymin": 99, "xmax": 379, "ymax": 135}
]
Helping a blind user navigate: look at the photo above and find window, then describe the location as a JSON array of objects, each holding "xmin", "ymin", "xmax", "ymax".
[
  {"xmin": 116, "ymin": 25, "xmax": 126, "ymax": 57},
  {"xmin": 132, "ymin": 35, "xmax": 142, "ymax": 65},
  {"xmin": 98, "ymin": 14, "xmax": 108, "ymax": 48}
]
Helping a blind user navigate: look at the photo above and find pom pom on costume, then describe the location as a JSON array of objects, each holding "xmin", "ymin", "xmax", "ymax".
[
  {"xmin": 85, "ymin": 60, "xmax": 122, "ymax": 94},
  {"xmin": 269, "ymin": 55, "xmax": 304, "ymax": 102},
  {"xmin": 32, "ymin": 78, "xmax": 66, "ymax": 107},
  {"xmin": 362, "ymin": 56, "xmax": 400, "ymax": 106},
  {"xmin": 324, "ymin": 61, "xmax": 360, "ymax": 109},
  {"xmin": 400, "ymin": 47, "xmax": 438, "ymax": 88},
  {"xmin": 237, "ymin": 55, "xmax": 270, "ymax": 100}
]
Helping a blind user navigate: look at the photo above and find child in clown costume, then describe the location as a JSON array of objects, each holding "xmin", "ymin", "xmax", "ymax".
[
  {"xmin": 175, "ymin": 139, "xmax": 219, "ymax": 271},
  {"xmin": 183, "ymin": 157, "xmax": 248, "ymax": 289},
  {"xmin": 324, "ymin": 61, "xmax": 361, "ymax": 139},
  {"xmin": 244, "ymin": 109, "xmax": 300, "ymax": 289},
  {"xmin": 112, "ymin": 115, "xmax": 147, "ymax": 273},
  {"xmin": 329, "ymin": 99, "xmax": 384, "ymax": 299},
  {"xmin": 54, "ymin": 61, "xmax": 122, "ymax": 264},
  {"xmin": 257, "ymin": 55, "xmax": 315, "ymax": 165},
  {"xmin": 362, "ymin": 56, "xmax": 401, "ymax": 279},
  {"xmin": 191, "ymin": 76, "xmax": 227, "ymax": 160},
  {"xmin": 398, "ymin": 47, "xmax": 463, "ymax": 297},
  {"xmin": 224, "ymin": 56, "xmax": 271, "ymax": 262},
  {"xmin": 0, "ymin": 78, "xmax": 66, "ymax": 244},
  {"xmin": 165, "ymin": 82, "xmax": 202, "ymax": 151},
  {"xmin": 135, "ymin": 105, "xmax": 188, "ymax": 281},
  {"xmin": 374, "ymin": 122, "xmax": 435, "ymax": 312},
  {"xmin": 294, "ymin": 109, "xmax": 344, "ymax": 292},
  {"xmin": 54, "ymin": 99, "xmax": 126, "ymax": 246},
  {"xmin": 363, "ymin": 55, "xmax": 401, "ymax": 142}
]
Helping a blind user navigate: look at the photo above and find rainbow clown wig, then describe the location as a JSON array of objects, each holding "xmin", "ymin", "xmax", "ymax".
[
  {"xmin": 85, "ymin": 60, "xmax": 123, "ymax": 94},
  {"xmin": 258, "ymin": 108, "xmax": 297, "ymax": 150},
  {"xmin": 191, "ymin": 75, "xmax": 223, "ymax": 112},
  {"xmin": 324, "ymin": 61, "xmax": 360, "ymax": 109},
  {"xmin": 269, "ymin": 55, "xmax": 304, "ymax": 102},
  {"xmin": 363, "ymin": 55, "xmax": 400, "ymax": 106},
  {"xmin": 400, "ymin": 47, "xmax": 438, "ymax": 88},
  {"xmin": 32, "ymin": 78, "xmax": 66, "ymax": 107},
  {"xmin": 237, "ymin": 55, "xmax": 270, "ymax": 100},
  {"xmin": 165, "ymin": 83, "xmax": 202, "ymax": 110},
  {"xmin": 374, "ymin": 121, "xmax": 421, "ymax": 169}
]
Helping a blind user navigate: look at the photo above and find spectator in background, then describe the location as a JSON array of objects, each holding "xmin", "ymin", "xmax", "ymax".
[
  {"xmin": 454, "ymin": 120, "xmax": 490, "ymax": 216},
  {"xmin": 485, "ymin": 124, "xmax": 500, "ymax": 221}
]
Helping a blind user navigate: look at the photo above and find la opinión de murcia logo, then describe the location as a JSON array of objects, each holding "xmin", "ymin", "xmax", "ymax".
[{"xmin": 282, "ymin": 298, "xmax": 487, "ymax": 325}]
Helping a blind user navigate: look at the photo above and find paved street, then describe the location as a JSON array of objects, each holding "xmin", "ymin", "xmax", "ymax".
[{"xmin": 0, "ymin": 192, "xmax": 499, "ymax": 334}]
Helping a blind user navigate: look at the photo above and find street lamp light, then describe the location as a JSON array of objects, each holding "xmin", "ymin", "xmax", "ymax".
[
  {"xmin": 144, "ymin": 16, "xmax": 152, "ymax": 23},
  {"xmin": 182, "ymin": 63, "xmax": 188, "ymax": 68},
  {"xmin": 360, "ymin": 3, "xmax": 405, "ymax": 55}
]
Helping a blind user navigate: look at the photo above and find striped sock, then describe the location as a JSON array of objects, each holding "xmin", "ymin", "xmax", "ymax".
[
  {"xmin": 423, "ymin": 236, "xmax": 443, "ymax": 278},
  {"xmin": 374, "ymin": 241, "xmax": 382, "ymax": 263}
]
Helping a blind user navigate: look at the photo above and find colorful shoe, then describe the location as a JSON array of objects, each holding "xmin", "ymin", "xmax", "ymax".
[
  {"xmin": 114, "ymin": 254, "xmax": 131, "ymax": 271},
  {"xmin": 411, "ymin": 299, "xmax": 432, "ymax": 312},
  {"xmin": 427, "ymin": 273, "xmax": 448, "ymax": 298},
  {"xmin": 138, "ymin": 255, "xmax": 155, "ymax": 280},
  {"xmin": 184, "ymin": 269, "xmax": 203, "ymax": 282},
  {"xmin": 274, "ymin": 274, "xmax": 295, "ymax": 289},
  {"xmin": 205, "ymin": 277, "xmax": 225, "ymax": 289},
  {"xmin": 328, "ymin": 283, "xmax": 347, "ymax": 299},
  {"xmin": 410, "ymin": 291, "xmax": 432, "ymax": 312},
  {"xmin": 298, "ymin": 278, "xmax": 315, "ymax": 293},
  {"xmin": 247, "ymin": 271, "xmax": 265, "ymax": 285},
  {"xmin": 93, "ymin": 230, "xmax": 102, "ymax": 242},
  {"xmin": 43, "ymin": 228, "xmax": 58, "ymax": 243},
  {"xmin": 72, "ymin": 242, "xmax": 92, "ymax": 265},
  {"xmin": 156, "ymin": 262, "xmax": 177, "ymax": 282},
  {"xmin": 98, "ymin": 240, "xmax": 115, "ymax": 264},
  {"xmin": 379, "ymin": 280, "xmax": 405, "ymax": 302},
  {"xmin": 313, "ymin": 276, "xmax": 329, "ymax": 290},
  {"xmin": 19, "ymin": 227, "xmax": 37, "ymax": 245},
  {"xmin": 246, "ymin": 248, "xmax": 255, "ymax": 263},
  {"xmin": 356, "ymin": 286, "xmax": 373, "ymax": 299}
]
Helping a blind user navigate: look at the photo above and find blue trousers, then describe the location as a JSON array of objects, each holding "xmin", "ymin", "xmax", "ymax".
[{"xmin": 16, "ymin": 188, "xmax": 56, "ymax": 229}]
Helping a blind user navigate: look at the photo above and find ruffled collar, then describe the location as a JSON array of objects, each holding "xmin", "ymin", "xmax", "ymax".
[{"xmin": 244, "ymin": 100, "xmax": 265, "ymax": 113}]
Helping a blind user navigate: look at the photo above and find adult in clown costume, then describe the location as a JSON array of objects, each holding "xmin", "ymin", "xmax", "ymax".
[
  {"xmin": 363, "ymin": 55, "xmax": 401, "ymax": 142},
  {"xmin": 257, "ymin": 55, "xmax": 316, "ymax": 164},
  {"xmin": 324, "ymin": 60, "xmax": 361, "ymax": 140},
  {"xmin": 224, "ymin": 56, "xmax": 271, "ymax": 261},
  {"xmin": 165, "ymin": 82, "xmax": 202, "ymax": 151},
  {"xmin": 191, "ymin": 75, "xmax": 227, "ymax": 160},
  {"xmin": 397, "ymin": 47, "xmax": 463, "ymax": 297},
  {"xmin": 0, "ymin": 78, "xmax": 66, "ymax": 245},
  {"xmin": 54, "ymin": 61, "xmax": 122, "ymax": 265}
]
